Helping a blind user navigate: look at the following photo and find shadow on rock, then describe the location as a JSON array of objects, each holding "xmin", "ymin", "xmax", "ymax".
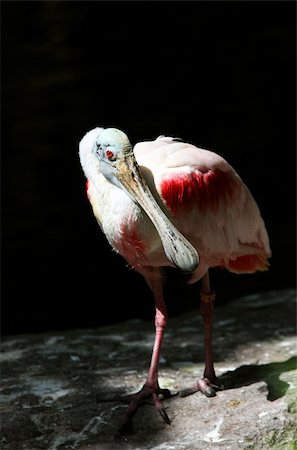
[{"xmin": 219, "ymin": 356, "xmax": 297, "ymax": 401}]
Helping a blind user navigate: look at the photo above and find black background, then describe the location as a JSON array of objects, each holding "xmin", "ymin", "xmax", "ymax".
[{"xmin": 2, "ymin": 1, "xmax": 296, "ymax": 335}]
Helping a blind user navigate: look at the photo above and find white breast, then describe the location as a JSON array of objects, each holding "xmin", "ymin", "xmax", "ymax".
[{"xmin": 87, "ymin": 176, "xmax": 164, "ymax": 268}]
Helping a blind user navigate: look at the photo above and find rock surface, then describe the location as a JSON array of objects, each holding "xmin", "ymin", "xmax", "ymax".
[{"xmin": 1, "ymin": 289, "xmax": 296, "ymax": 450}]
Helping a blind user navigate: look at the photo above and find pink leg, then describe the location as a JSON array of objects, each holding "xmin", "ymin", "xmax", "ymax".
[
  {"xmin": 181, "ymin": 271, "xmax": 219, "ymax": 397},
  {"xmin": 146, "ymin": 277, "xmax": 167, "ymax": 388},
  {"xmin": 123, "ymin": 276, "xmax": 171, "ymax": 425},
  {"xmin": 198, "ymin": 272, "xmax": 218, "ymax": 395}
]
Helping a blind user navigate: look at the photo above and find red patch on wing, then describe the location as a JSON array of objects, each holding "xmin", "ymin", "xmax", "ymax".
[
  {"xmin": 160, "ymin": 169, "xmax": 240, "ymax": 214},
  {"xmin": 227, "ymin": 253, "xmax": 269, "ymax": 273}
]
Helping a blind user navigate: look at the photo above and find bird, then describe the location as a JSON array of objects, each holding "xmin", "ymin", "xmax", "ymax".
[{"xmin": 79, "ymin": 127, "xmax": 271, "ymax": 426}]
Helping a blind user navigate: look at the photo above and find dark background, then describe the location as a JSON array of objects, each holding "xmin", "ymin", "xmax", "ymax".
[{"xmin": 2, "ymin": 1, "xmax": 296, "ymax": 335}]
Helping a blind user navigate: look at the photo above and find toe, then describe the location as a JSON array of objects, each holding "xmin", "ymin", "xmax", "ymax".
[
  {"xmin": 152, "ymin": 392, "xmax": 171, "ymax": 425},
  {"xmin": 179, "ymin": 385, "xmax": 200, "ymax": 397},
  {"xmin": 180, "ymin": 377, "xmax": 222, "ymax": 398},
  {"xmin": 197, "ymin": 377, "xmax": 217, "ymax": 397},
  {"xmin": 119, "ymin": 384, "xmax": 172, "ymax": 425}
]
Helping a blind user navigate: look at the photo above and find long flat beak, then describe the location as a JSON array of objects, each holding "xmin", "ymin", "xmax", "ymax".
[{"xmin": 115, "ymin": 154, "xmax": 199, "ymax": 274}]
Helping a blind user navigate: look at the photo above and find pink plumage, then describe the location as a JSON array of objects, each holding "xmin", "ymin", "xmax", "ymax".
[
  {"xmin": 160, "ymin": 169, "xmax": 239, "ymax": 214},
  {"xmin": 160, "ymin": 167, "xmax": 269, "ymax": 274},
  {"xmin": 79, "ymin": 128, "xmax": 271, "ymax": 426},
  {"xmin": 131, "ymin": 136, "xmax": 270, "ymax": 280}
]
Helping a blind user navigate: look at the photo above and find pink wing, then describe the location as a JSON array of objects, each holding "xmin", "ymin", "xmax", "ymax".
[{"xmin": 135, "ymin": 137, "xmax": 271, "ymax": 277}]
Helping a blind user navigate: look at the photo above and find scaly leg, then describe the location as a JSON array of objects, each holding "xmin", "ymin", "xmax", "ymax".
[
  {"xmin": 122, "ymin": 276, "xmax": 172, "ymax": 425},
  {"xmin": 181, "ymin": 271, "xmax": 219, "ymax": 397}
]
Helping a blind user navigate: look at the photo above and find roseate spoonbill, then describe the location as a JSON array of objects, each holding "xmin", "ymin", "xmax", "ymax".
[{"xmin": 79, "ymin": 127, "xmax": 271, "ymax": 425}]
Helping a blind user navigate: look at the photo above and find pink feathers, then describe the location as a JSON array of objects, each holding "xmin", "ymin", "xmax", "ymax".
[
  {"xmin": 118, "ymin": 223, "xmax": 147, "ymax": 268},
  {"xmin": 159, "ymin": 167, "xmax": 270, "ymax": 275},
  {"xmin": 160, "ymin": 169, "xmax": 240, "ymax": 215},
  {"xmin": 226, "ymin": 253, "xmax": 269, "ymax": 273}
]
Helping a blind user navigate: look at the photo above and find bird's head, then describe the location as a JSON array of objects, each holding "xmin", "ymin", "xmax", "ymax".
[
  {"xmin": 93, "ymin": 128, "xmax": 134, "ymax": 190},
  {"xmin": 94, "ymin": 128, "xmax": 132, "ymax": 165},
  {"xmin": 79, "ymin": 127, "xmax": 134, "ymax": 195}
]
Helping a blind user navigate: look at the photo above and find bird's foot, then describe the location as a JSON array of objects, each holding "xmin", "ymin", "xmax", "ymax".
[
  {"xmin": 180, "ymin": 377, "xmax": 223, "ymax": 398},
  {"xmin": 120, "ymin": 383, "xmax": 173, "ymax": 427}
]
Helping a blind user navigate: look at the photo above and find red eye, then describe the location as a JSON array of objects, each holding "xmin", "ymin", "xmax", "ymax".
[{"xmin": 106, "ymin": 149, "xmax": 115, "ymax": 160}]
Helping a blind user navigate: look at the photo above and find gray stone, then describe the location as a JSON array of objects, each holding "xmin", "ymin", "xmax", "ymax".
[{"xmin": 1, "ymin": 289, "xmax": 296, "ymax": 449}]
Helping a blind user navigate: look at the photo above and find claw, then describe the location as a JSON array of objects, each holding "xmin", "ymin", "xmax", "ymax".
[
  {"xmin": 119, "ymin": 384, "xmax": 172, "ymax": 425},
  {"xmin": 152, "ymin": 392, "xmax": 171, "ymax": 425},
  {"xmin": 158, "ymin": 406, "xmax": 171, "ymax": 425},
  {"xmin": 202, "ymin": 385, "xmax": 216, "ymax": 397}
]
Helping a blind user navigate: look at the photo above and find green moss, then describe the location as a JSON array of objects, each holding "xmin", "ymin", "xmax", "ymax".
[
  {"xmin": 264, "ymin": 425, "xmax": 297, "ymax": 450},
  {"xmin": 245, "ymin": 369, "xmax": 297, "ymax": 449},
  {"xmin": 281, "ymin": 370, "xmax": 297, "ymax": 414},
  {"xmin": 246, "ymin": 426, "xmax": 297, "ymax": 450}
]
